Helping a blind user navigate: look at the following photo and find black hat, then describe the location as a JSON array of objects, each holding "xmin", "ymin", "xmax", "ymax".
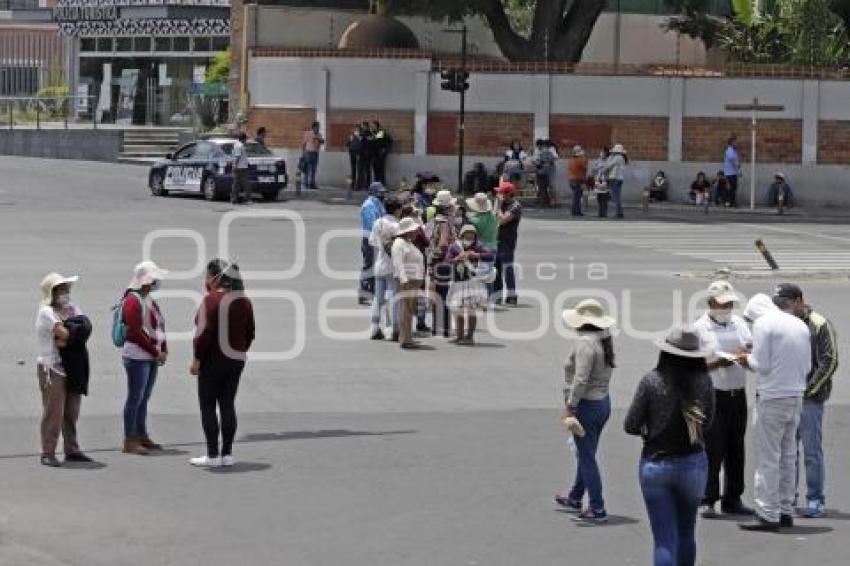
[{"xmin": 773, "ymin": 283, "xmax": 803, "ymax": 301}]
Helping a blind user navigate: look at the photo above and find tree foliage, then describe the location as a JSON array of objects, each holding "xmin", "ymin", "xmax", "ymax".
[
  {"xmin": 387, "ymin": 0, "xmax": 607, "ymax": 62},
  {"xmin": 206, "ymin": 50, "xmax": 230, "ymax": 84}
]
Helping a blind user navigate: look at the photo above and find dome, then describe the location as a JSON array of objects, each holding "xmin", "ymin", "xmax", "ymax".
[{"xmin": 339, "ymin": 15, "xmax": 420, "ymax": 50}]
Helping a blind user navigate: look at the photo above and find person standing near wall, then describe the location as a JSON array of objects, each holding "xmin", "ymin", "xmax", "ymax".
[
  {"xmin": 231, "ymin": 132, "xmax": 251, "ymax": 204},
  {"xmin": 301, "ymin": 121, "xmax": 325, "ymax": 191},
  {"xmin": 372, "ymin": 121, "xmax": 392, "ymax": 185},
  {"xmin": 347, "ymin": 124, "xmax": 363, "ymax": 191},
  {"xmin": 254, "ymin": 127, "xmax": 267, "ymax": 148},
  {"xmin": 603, "ymin": 144, "xmax": 628, "ymax": 219},
  {"xmin": 358, "ymin": 122, "xmax": 374, "ymax": 190},
  {"xmin": 723, "ymin": 136, "xmax": 741, "ymax": 208},
  {"xmin": 567, "ymin": 146, "xmax": 588, "ymax": 217}
]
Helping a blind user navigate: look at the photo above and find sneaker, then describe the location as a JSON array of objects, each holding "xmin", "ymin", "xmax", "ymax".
[
  {"xmin": 221, "ymin": 455, "xmax": 236, "ymax": 467},
  {"xmin": 721, "ymin": 501, "xmax": 754, "ymax": 516},
  {"xmin": 700, "ymin": 503, "xmax": 719, "ymax": 519},
  {"xmin": 40, "ymin": 454, "xmax": 62, "ymax": 468},
  {"xmin": 780, "ymin": 514, "xmax": 795, "ymax": 528},
  {"xmin": 370, "ymin": 329, "xmax": 385, "ymax": 341},
  {"xmin": 64, "ymin": 452, "xmax": 94, "ymax": 463},
  {"xmin": 190, "ymin": 455, "xmax": 221, "ymax": 467},
  {"xmin": 573, "ymin": 509, "xmax": 608, "ymax": 524},
  {"xmin": 739, "ymin": 517, "xmax": 780, "ymax": 532},
  {"xmin": 554, "ymin": 494, "xmax": 582, "ymax": 514},
  {"xmin": 800, "ymin": 501, "xmax": 825, "ymax": 518},
  {"xmin": 416, "ymin": 322, "xmax": 431, "ymax": 333}
]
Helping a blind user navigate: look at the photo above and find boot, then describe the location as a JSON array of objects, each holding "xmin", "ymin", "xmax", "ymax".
[
  {"xmin": 123, "ymin": 436, "xmax": 148, "ymax": 455},
  {"xmin": 139, "ymin": 435, "xmax": 163, "ymax": 450}
]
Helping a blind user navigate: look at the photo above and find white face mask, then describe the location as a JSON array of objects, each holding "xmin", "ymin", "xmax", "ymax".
[
  {"xmin": 55, "ymin": 293, "xmax": 70, "ymax": 308},
  {"xmin": 150, "ymin": 280, "xmax": 161, "ymax": 292},
  {"xmin": 710, "ymin": 309, "xmax": 732, "ymax": 324}
]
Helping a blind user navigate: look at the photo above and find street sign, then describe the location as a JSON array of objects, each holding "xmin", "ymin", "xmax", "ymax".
[{"xmin": 724, "ymin": 104, "xmax": 785, "ymax": 112}]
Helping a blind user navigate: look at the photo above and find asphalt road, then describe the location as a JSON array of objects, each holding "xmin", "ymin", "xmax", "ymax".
[{"xmin": 1, "ymin": 156, "xmax": 849, "ymax": 566}]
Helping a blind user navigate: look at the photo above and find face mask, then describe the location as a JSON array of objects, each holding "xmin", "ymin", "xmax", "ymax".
[
  {"xmin": 55, "ymin": 293, "xmax": 70, "ymax": 307},
  {"xmin": 710, "ymin": 309, "xmax": 732, "ymax": 324},
  {"xmin": 150, "ymin": 280, "xmax": 161, "ymax": 292},
  {"xmin": 462, "ymin": 239, "xmax": 475, "ymax": 249}
]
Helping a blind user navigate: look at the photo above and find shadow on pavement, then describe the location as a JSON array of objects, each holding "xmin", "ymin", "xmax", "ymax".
[
  {"xmin": 205, "ymin": 462, "xmax": 272, "ymax": 474},
  {"xmin": 144, "ymin": 448, "xmax": 192, "ymax": 457},
  {"xmin": 781, "ymin": 525, "xmax": 834, "ymax": 536},
  {"xmin": 825, "ymin": 510, "xmax": 850, "ymax": 520},
  {"xmin": 239, "ymin": 429, "xmax": 417, "ymax": 443},
  {"xmin": 554, "ymin": 509, "xmax": 641, "ymax": 526},
  {"xmin": 60, "ymin": 460, "xmax": 107, "ymax": 471}
]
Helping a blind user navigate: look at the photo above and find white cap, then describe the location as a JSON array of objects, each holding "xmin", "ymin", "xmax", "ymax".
[{"xmin": 128, "ymin": 261, "xmax": 168, "ymax": 290}]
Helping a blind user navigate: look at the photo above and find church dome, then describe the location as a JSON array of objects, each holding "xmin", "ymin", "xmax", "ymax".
[{"xmin": 339, "ymin": 15, "xmax": 420, "ymax": 50}]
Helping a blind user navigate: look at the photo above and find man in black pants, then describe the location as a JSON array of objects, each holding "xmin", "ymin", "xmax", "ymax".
[
  {"xmin": 190, "ymin": 259, "xmax": 255, "ymax": 468},
  {"xmin": 694, "ymin": 280, "xmax": 754, "ymax": 517},
  {"xmin": 494, "ymin": 181, "xmax": 522, "ymax": 306},
  {"xmin": 371, "ymin": 121, "xmax": 391, "ymax": 185}
]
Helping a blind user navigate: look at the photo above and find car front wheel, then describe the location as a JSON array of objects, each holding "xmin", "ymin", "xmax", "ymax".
[
  {"xmin": 150, "ymin": 173, "xmax": 168, "ymax": 197},
  {"xmin": 203, "ymin": 177, "xmax": 220, "ymax": 201}
]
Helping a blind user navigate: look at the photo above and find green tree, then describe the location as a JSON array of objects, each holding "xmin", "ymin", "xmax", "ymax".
[
  {"xmin": 388, "ymin": 0, "xmax": 608, "ymax": 62},
  {"xmin": 206, "ymin": 50, "xmax": 230, "ymax": 84}
]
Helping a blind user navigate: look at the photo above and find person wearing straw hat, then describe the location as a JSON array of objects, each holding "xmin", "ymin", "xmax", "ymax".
[
  {"xmin": 391, "ymin": 217, "xmax": 426, "ymax": 349},
  {"xmin": 120, "ymin": 261, "xmax": 169, "ymax": 456},
  {"xmin": 35, "ymin": 272, "xmax": 91, "ymax": 467},
  {"xmin": 554, "ymin": 299, "xmax": 617, "ymax": 524},
  {"xmin": 494, "ymin": 180, "xmax": 522, "ymax": 306},
  {"xmin": 445, "ymin": 225, "xmax": 495, "ymax": 345},
  {"xmin": 567, "ymin": 145, "xmax": 589, "ymax": 217},
  {"xmin": 625, "ymin": 327, "xmax": 715, "ymax": 565},
  {"xmin": 602, "ymin": 144, "xmax": 628, "ymax": 219},
  {"xmin": 692, "ymin": 280, "xmax": 755, "ymax": 519},
  {"xmin": 426, "ymin": 191, "xmax": 459, "ymax": 338}
]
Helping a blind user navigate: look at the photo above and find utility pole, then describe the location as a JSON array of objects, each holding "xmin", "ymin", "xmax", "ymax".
[{"xmin": 441, "ymin": 25, "xmax": 470, "ymax": 193}]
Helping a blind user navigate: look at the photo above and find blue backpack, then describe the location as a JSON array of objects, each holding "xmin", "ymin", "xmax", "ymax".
[{"xmin": 111, "ymin": 291, "xmax": 146, "ymax": 348}]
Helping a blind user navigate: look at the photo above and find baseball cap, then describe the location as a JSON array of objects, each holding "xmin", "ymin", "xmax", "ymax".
[
  {"xmin": 773, "ymin": 283, "xmax": 803, "ymax": 301},
  {"xmin": 707, "ymin": 280, "xmax": 738, "ymax": 304}
]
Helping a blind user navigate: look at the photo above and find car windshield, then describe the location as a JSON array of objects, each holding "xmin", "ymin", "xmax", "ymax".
[{"xmin": 216, "ymin": 141, "xmax": 273, "ymax": 157}]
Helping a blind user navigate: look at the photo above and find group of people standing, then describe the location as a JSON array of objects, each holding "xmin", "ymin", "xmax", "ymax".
[
  {"xmin": 358, "ymin": 178, "xmax": 522, "ymax": 348},
  {"xmin": 566, "ymin": 144, "xmax": 629, "ymax": 218},
  {"xmin": 34, "ymin": 259, "xmax": 255, "ymax": 468},
  {"xmin": 347, "ymin": 121, "xmax": 393, "ymax": 191},
  {"xmin": 557, "ymin": 281, "xmax": 837, "ymax": 565}
]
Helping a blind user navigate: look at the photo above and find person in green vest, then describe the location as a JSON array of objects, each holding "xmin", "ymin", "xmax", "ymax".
[{"xmin": 465, "ymin": 192, "xmax": 499, "ymax": 305}]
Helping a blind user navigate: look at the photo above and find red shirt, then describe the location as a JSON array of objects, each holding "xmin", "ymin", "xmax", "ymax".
[
  {"xmin": 193, "ymin": 289, "xmax": 255, "ymax": 363},
  {"xmin": 122, "ymin": 292, "xmax": 167, "ymax": 358}
]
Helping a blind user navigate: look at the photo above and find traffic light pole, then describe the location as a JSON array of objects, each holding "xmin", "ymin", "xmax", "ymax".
[{"xmin": 458, "ymin": 25, "xmax": 467, "ymax": 196}]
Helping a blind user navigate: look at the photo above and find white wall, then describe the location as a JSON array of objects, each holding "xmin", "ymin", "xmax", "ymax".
[
  {"xmin": 683, "ymin": 79, "xmax": 804, "ymax": 119},
  {"xmin": 550, "ymin": 75, "xmax": 670, "ymax": 116},
  {"xmin": 430, "ymin": 73, "xmax": 538, "ymax": 113},
  {"xmin": 817, "ymin": 81, "xmax": 850, "ymax": 121}
]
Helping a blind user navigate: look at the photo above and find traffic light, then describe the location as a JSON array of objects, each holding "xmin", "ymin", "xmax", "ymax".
[{"xmin": 440, "ymin": 69, "xmax": 470, "ymax": 93}]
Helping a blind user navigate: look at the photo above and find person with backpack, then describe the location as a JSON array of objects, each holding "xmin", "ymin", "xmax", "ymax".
[
  {"xmin": 425, "ymin": 191, "xmax": 459, "ymax": 338},
  {"xmin": 190, "ymin": 259, "xmax": 255, "ymax": 467},
  {"xmin": 119, "ymin": 261, "xmax": 168, "ymax": 456}
]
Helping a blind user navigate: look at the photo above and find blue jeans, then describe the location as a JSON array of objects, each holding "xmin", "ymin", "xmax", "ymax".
[
  {"xmin": 797, "ymin": 400, "xmax": 825, "ymax": 505},
  {"xmin": 640, "ymin": 451, "xmax": 708, "ymax": 566},
  {"xmin": 608, "ymin": 179, "xmax": 624, "ymax": 217},
  {"xmin": 371, "ymin": 274, "xmax": 399, "ymax": 330},
  {"xmin": 123, "ymin": 357, "xmax": 158, "ymax": 437},
  {"xmin": 304, "ymin": 151, "xmax": 319, "ymax": 189},
  {"xmin": 568, "ymin": 396, "xmax": 611, "ymax": 511},
  {"xmin": 570, "ymin": 182, "xmax": 584, "ymax": 216}
]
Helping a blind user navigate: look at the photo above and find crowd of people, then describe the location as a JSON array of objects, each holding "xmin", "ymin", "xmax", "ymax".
[
  {"xmin": 359, "ymin": 178, "xmax": 522, "ymax": 348},
  {"xmin": 34, "ymin": 260, "xmax": 255, "ymax": 468},
  {"xmin": 557, "ymin": 281, "xmax": 837, "ymax": 565},
  {"xmin": 346, "ymin": 121, "xmax": 393, "ymax": 190}
]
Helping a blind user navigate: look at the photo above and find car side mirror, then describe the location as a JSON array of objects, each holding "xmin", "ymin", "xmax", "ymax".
[{"xmin": 166, "ymin": 153, "xmax": 174, "ymax": 160}]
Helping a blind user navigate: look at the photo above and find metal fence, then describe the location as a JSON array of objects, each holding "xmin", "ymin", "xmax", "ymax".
[{"xmin": 0, "ymin": 95, "xmax": 98, "ymax": 129}]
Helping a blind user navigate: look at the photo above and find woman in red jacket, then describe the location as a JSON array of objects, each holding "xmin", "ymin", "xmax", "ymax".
[
  {"xmin": 189, "ymin": 259, "xmax": 255, "ymax": 467},
  {"xmin": 121, "ymin": 261, "xmax": 168, "ymax": 455}
]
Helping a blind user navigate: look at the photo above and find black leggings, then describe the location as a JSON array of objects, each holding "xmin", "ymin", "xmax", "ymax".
[{"xmin": 198, "ymin": 360, "xmax": 245, "ymax": 457}]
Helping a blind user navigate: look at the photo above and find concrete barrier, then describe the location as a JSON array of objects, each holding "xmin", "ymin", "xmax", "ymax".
[{"xmin": 0, "ymin": 130, "xmax": 123, "ymax": 162}]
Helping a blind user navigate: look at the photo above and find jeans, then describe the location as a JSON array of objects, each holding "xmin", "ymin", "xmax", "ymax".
[
  {"xmin": 703, "ymin": 389, "xmax": 747, "ymax": 507},
  {"xmin": 371, "ymin": 274, "xmax": 399, "ymax": 330},
  {"xmin": 493, "ymin": 242, "xmax": 517, "ymax": 302},
  {"xmin": 198, "ymin": 359, "xmax": 245, "ymax": 458},
  {"xmin": 797, "ymin": 400, "xmax": 826, "ymax": 505},
  {"xmin": 608, "ymin": 179, "xmax": 624, "ymax": 217},
  {"xmin": 303, "ymin": 151, "xmax": 319, "ymax": 189},
  {"xmin": 753, "ymin": 396, "xmax": 802, "ymax": 522},
  {"xmin": 360, "ymin": 237, "xmax": 375, "ymax": 299},
  {"xmin": 122, "ymin": 357, "xmax": 158, "ymax": 437},
  {"xmin": 570, "ymin": 182, "xmax": 583, "ymax": 216},
  {"xmin": 567, "ymin": 396, "xmax": 611, "ymax": 511},
  {"xmin": 640, "ymin": 451, "xmax": 708, "ymax": 566}
]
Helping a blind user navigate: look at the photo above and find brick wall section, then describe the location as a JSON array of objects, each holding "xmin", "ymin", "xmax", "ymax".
[
  {"xmin": 818, "ymin": 121, "xmax": 850, "ymax": 165},
  {"xmin": 683, "ymin": 118, "xmax": 802, "ymax": 163},
  {"xmin": 247, "ymin": 107, "xmax": 317, "ymax": 149},
  {"xmin": 327, "ymin": 110, "xmax": 415, "ymax": 154},
  {"xmin": 427, "ymin": 112, "xmax": 533, "ymax": 156},
  {"xmin": 549, "ymin": 115, "xmax": 668, "ymax": 161}
]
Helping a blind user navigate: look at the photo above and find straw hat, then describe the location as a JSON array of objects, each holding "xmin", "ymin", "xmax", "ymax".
[
  {"xmin": 611, "ymin": 144, "xmax": 626, "ymax": 154},
  {"xmin": 459, "ymin": 224, "xmax": 477, "ymax": 237},
  {"xmin": 465, "ymin": 192, "xmax": 493, "ymax": 213},
  {"xmin": 707, "ymin": 280, "xmax": 738, "ymax": 305},
  {"xmin": 496, "ymin": 180, "xmax": 516, "ymax": 195},
  {"xmin": 562, "ymin": 299, "xmax": 616, "ymax": 330},
  {"xmin": 655, "ymin": 326, "xmax": 710, "ymax": 359},
  {"xmin": 128, "ymin": 260, "xmax": 169, "ymax": 290},
  {"xmin": 40, "ymin": 272, "xmax": 78, "ymax": 306},
  {"xmin": 396, "ymin": 217, "xmax": 420, "ymax": 236},
  {"xmin": 433, "ymin": 190, "xmax": 457, "ymax": 207}
]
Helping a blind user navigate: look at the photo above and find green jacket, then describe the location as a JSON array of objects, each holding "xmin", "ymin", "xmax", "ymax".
[
  {"xmin": 804, "ymin": 309, "xmax": 838, "ymax": 403},
  {"xmin": 468, "ymin": 211, "xmax": 498, "ymax": 251}
]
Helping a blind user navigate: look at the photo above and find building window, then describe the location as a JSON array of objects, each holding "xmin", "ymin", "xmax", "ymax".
[
  {"xmin": 97, "ymin": 37, "xmax": 113, "ymax": 52},
  {"xmin": 135, "ymin": 37, "xmax": 151, "ymax": 52},
  {"xmin": 80, "ymin": 38, "xmax": 96, "ymax": 52},
  {"xmin": 154, "ymin": 37, "xmax": 172, "ymax": 52},
  {"xmin": 212, "ymin": 36, "xmax": 229, "ymax": 51},
  {"xmin": 117, "ymin": 37, "xmax": 133, "ymax": 52},
  {"xmin": 173, "ymin": 37, "xmax": 191, "ymax": 52},
  {"xmin": 193, "ymin": 37, "xmax": 212, "ymax": 52}
]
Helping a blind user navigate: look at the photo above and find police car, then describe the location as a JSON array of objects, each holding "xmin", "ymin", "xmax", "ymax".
[{"xmin": 148, "ymin": 138, "xmax": 288, "ymax": 201}]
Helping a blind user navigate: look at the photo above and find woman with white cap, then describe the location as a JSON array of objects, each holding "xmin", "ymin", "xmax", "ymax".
[
  {"xmin": 603, "ymin": 144, "xmax": 628, "ymax": 219},
  {"xmin": 625, "ymin": 327, "xmax": 715, "ymax": 566},
  {"xmin": 35, "ymin": 272, "xmax": 91, "ymax": 467},
  {"xmin": 120, "ymin": 260, "xmax": 169, "ymax": 455},
  {"xmin": 445, "ymin": 225, "xmax": 495, "ymax": 345},
  {"xmin": 555, "ymin": 299, "xmax": 616, "ymax": 523}
]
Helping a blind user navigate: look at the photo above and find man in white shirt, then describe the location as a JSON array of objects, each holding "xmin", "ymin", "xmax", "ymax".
[
  {"xmin": 231, "ymin": 132, "xmax": 251, "ymax": 204},
  {"xmin": 738, "ymin": 287, "xmax": 811, "ymax": 532},
  {"xmin": 369, "ymin": 196, "xmax": 401, "ymax": 341},
  {"xmin": 391, "ymin": 217, "xmax": 425, "ymax": 349},
  {"xmin": 694, "ymin": 281, "xmax": 754, "ymax": 518}
]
